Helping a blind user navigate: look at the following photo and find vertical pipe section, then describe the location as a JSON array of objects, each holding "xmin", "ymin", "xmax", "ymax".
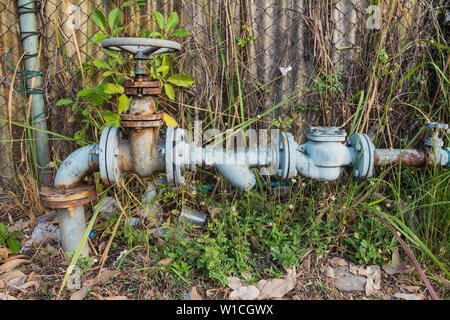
[
  {"xmin": 57, "ymin": 206, "xmax": 89, "ymax": 257},
  {"xmin": 17, "ymin": 0, "xmax": 51, "ymax": 185}
]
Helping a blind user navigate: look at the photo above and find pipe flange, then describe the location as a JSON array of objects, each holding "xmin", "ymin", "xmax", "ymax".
[
  {"xmin": 40, "ymin": 184, "xmax": 96, "ymax": 209},
  {"xmin": 278, "ymin": 132, "xmax": 297, "ymax": 181},
  {"xmin": 306, "ymin": 126, "xmax": 347, "ymax": 142},
  {"xmin": 347, "ymin": 133, "xmax": 375, "ymax": 180},
  {"xmin": 124, "ymin": 80, "xmax": 162, "ymax": 96},
  {"xmin": 165, "ymin": 127, "xmax": 186, "ymax": 186},
  {"xmin": 120, "ymin": 112, "xmax": 164, "ymax": 128},
  {"xmin": 99, "ymin": 126, "xmax": 123, "ymax": 185}
]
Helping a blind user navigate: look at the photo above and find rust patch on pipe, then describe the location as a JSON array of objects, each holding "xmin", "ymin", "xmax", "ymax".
[
  {"xmin": 40, "ymin": 184, "xmax": 96, "ymax": 209},
  {"xmin": 374, "ymin": 149, "xmax": 433, "ymax": 167}
]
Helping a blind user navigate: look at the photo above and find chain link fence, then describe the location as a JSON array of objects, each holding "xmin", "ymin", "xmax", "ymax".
[{"xmin": 0, "ymin": 0, "xmax": 444, "ymax": 190}]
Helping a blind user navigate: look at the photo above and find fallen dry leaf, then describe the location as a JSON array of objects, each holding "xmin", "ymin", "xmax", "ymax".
[
  {"xmin": 399, "ymin": 285, "xmax": 421, "ymax": 293},
  {"xmin": 18, "ymin": 281, "xmax": 38, "ymax": 290},
  {"xmin": 96, "ymin": 269, "xmax": 116, "ymax": 285},
  {"xmin": 67, "ymin": 266, "xmax": 82, "ymax": 290},
  {"xmin": 1, "ymin": 255, "xmax": 27, "ymax": 263},
  {"xmin": 0, "ymin": 293, "xmax": 16, "ymax": 300},
  {"xmin": 157, "ymin": 257, "xmax": 172, "ymax": 267},
  {"xmin": 256, "ymin": 276, "xmax": 296, "ymax": 299},
  {"xmin": 0, "ymin": 248, "xmax": 8, "ymax": 261},
  {"xmin": 393, "ymin": 292, "xmax": 424, "ymax": 300},
  {"xmin": 189, "ymin": 286, "xmax": 202, "ymax": 300},
  {"xmin": 324, "ymin": 265, "xmax": 336, "ymax": 278},
  {"xmin": 364, "ymin": 265, "xmax": 381, "ymax": 296},
  {"xmin": 0, "ymin": 259, "xmax": 30, "ymax": 273},
  {"xmin": 0, "ymin": 270, "xmax": 26, "ymax": 282},
  {"xmin": 103, "ymin": 296, "xmax": 129, "ymax": 300},
  {"xmin": 334, "ymin": 275, "xmax": 366, "ymax": 292},
  {"xmin": 229, "ymin": 285, "xmax": 260, "ymax": 300},
  {"xmin": 7, "ymin": 276, "xmax": 27, "ymax": 291},
  {"xmin": 227, "ymin": 276, "xmax": 243, "ymax": 290},
  {"xmin": 208, "ymin": 207, "xmax": 223, "ymax": 220},
  {"xmin": 330, "ymin": 257, "xmax": 347, "ymax": 267},
  {"xmin": 69, "ymin": 281, "xmax": 94, "ymax": 300},
  {"xmin": 382, "ymin": 248, "xmax": 410, "ymax": 275}
]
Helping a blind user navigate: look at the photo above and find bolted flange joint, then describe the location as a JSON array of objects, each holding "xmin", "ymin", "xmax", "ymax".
[
  {"xmin": 40, "ymin": 184, "xmax": 96, "ymax": 211},
  {"xmin": 347, "ymin": 133, "xmax": 375, "ymax": 180}
]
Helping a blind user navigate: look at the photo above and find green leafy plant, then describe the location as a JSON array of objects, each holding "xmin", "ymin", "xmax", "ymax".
[
  {"xmin": 344, "ymin": 215, "xmax": 397, "ymax": 265},
  {"xmin": 56, "ymin": 5, "xmax": 194, "ymax": 147},
  {"xmin": 143, "ymin": 11, "xmax": 194, "ymax": 100},
  {"xmin": 0, "ymin": 223, "xmax": 21, "ymax": 254}
]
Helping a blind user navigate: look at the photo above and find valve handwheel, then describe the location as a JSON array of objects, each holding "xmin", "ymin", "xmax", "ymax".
[{"xmin": 101, "ymin": 37, "xmax": 181, "ymax": 60}]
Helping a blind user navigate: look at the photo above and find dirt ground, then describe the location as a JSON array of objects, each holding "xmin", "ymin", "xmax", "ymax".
[{"xmin": 0, "ymin": 196, "xmax": 446, "ymax": 301}]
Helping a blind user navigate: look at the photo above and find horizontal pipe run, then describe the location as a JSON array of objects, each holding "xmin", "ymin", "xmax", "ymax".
[{"xmin": 374, "ymin": 149, "xmax": 432, "ymax": 167}]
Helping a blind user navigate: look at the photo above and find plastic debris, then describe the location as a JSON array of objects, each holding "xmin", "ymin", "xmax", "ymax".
[
  {"xmin": 93, "ymin": 196, "xmax": 120, "ymax": 219},
  {"xmin": 138, "ymin": 181, "xmax": 163, "ymax": 226},
  {"xmin": 20, "ymin": 222, "xmax": 59, "ymax": 252},
  {"xmin": 180, "ymin": 205, "xmax": 206, "ymax": 227}
]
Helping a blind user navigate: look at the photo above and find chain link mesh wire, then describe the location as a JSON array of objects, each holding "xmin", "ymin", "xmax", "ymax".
[{"xmin": 0, "ymin": 0, "xmax": 440, "ymax": 190}]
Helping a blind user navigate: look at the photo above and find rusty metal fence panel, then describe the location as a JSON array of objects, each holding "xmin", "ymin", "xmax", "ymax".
[{"xmin": 0, "ymin": 0, "xmax": 440, "ymax": 190}]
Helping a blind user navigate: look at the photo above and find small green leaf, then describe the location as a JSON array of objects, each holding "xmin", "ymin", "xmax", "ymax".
[
  {"xmin": 8, "ymin": 230, "xmax": 21, "ymax": 237},
  {"xmin": 92, "ymin": 8, "xmax": 107, "ymax": 31},
  {"xmin": 166, "ymin": 12, "xmax": 179, "ymax": 32},
  {"xmin": 100, "ymin": 110, "xmax": 120, "ymax": 122},
  {"xmin": 108, "ymin": 8, "xmax": 121, "ymax": 30},
  {"xmin": 93, "ymin": 59, "xmax": 110, "ymax": 69},
  {"xmin": 167, "ymin": 74, "xmax": 194, "ymax": 87},
  {"xmin": 103, "ymin": 83, "xmax": 124, "ymax": 94},
  {"xmin": 146, "ymin": 31, "xmax": 162, "ymax": 38},
  {"xmin": 118, "ymin": 94, "xmax": 131, "ymax": 114},
  {"xmin": 0, "ymin": 223, "xmax": 7, "ymax": 235},
  {"xmin": 76, "ymin": 88, "xmax": 95, "ymax": 99},
  {"xmin": 157, "ymin": 64, "xmax": 169, "ymax": 77},
  {"xmin": 56, "ymin": 99, "xmax": 73, "ymax": 106},
  {"xmin": 7, "ymin": 238, "xmax": 20, "ymax": 254},
  {"xmin": 71, "ymin": 102, "xmax": 78, "ymax": 111},
  {"xmin": 112, "ymin": 26, "xmax": 124, "ymax": 36},
  {"xmin": 169, "ymin": 28, "xmax": 190, "ymax": 37},
  {"xmin": 103, "ymin": 71, "xmax": 114, "ymax": 77},
  {"xmin": 92, "ymin": 32, "xmax": 108, "ymax": 43},
  {"xmin": 105, "ymin": 49, "xmax": 118, "ymax": 58},
  {"xmin": 164, "ymin": 83, "xmax": 175, "ymax": 100},
  {"xmin": 153, "ymin": 11, "xmax": 165, "ymax": 30},
  {"xmin": 122, "ymin": 1, "xmax": 131, "ymax": 7}
]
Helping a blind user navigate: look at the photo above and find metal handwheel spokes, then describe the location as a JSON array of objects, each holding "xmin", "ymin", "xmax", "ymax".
[{"xmin": 101, "ymin": 37, "xmax": 182, "ymax": 60}]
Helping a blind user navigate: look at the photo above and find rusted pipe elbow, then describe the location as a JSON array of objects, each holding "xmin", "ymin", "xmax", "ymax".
[{"xmin": 54, "ymin": 144, "xmax": 99, "ymax": 188}]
